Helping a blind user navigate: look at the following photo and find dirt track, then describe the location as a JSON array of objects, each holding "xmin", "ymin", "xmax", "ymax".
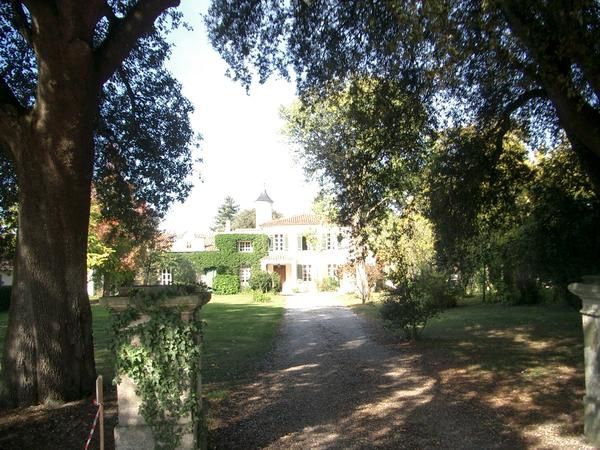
[{"xmin": 209, "ymin": 293, "xmax": 589, "ymax": 449}]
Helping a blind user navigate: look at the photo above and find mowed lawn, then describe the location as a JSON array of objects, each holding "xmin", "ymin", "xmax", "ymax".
[
  {"xmin": 201, "ymin": 293, "xmax": 285, "ymax": 385},
  {"xmin": 343, "ymin": 294, "xmax": 587, "ymax": 440},
  {"xmin": 0, "ymin": 293, "xmax": 285, "ymax": 392}
]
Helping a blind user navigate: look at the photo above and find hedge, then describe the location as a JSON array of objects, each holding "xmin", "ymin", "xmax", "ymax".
[
  {"xmin": 212, "ymin": 274, "xmax": 240, "ymax": 295},
  {"xmin": 173, "ymin": 233, "xmax": 269, "ymax": 277}
]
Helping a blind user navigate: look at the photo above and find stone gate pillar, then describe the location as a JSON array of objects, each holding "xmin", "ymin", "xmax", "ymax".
[
  {"xmin": 101, "ymin": 286, "xmax": 211, "ymax": 450},
  {"xmin": 568, "ymin": 275, "xmax": 600, "ymax": 447}
]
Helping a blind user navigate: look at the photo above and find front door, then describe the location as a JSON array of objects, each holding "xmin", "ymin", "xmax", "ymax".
[{"xmin": 274, "ymin": 265, "xmax": 286, "ymax": 290}]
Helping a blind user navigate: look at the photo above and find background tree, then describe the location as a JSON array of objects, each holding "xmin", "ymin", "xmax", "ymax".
[
  {"xmin": 87, "ymin": 194, "xmax": 173, "ymax": 295},
  {"xmin": 282, "ymin": 77, "xmax": 430, "ymax": 302},
  {"xmin": 231, "ymin": 208, "xmax": 282, "ymax": 229},
  {"xmin": 206, "ymin": 0, "xmax": 600, "ymax": 191},
  {"xmin": 211, "ymin": 196, "xmax": 240, "ymax": 231},
  {"xmin": 0, "ymin": 1, "xmax": 194, "ymax": 406},
  {"xmin": 427, "ymin": 129, "xmax": 532, "ymax": 302}
]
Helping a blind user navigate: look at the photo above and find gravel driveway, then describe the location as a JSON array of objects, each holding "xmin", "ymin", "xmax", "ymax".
[{"xmin": 208, "ymin": 293, "xmax": 586, "ymax": 449}]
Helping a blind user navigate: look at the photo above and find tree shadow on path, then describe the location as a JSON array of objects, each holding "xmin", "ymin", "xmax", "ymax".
[{"xmin": 209, "ymin": 295, "xmax": 535, "ymax": 449}]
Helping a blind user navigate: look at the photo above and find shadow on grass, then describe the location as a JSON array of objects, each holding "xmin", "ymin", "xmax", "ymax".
[{"xmin": 208, "ymin": 298, "xmax": 587, "ymax": 449}]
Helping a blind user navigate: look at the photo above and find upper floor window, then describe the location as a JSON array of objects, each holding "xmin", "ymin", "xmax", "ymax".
[
  {"xmin": 325, "ymin": 233, "xmax": 336, "ymax": 250},
  {"xmin": 160, "ymin": 268, "xmax": 172, "ymax": 286},
  {"xmin": 271, "ymin": 234, "xmax": 286, "ymax": 251},
  {"xmin": 237, "ymin": 240, "xmax": 253, "ymax": 252}
]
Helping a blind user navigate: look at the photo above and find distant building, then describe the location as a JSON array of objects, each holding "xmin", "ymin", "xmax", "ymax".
[{"xmin": 169, "ymin": 190, "xmax": 355, "ymax": 293}]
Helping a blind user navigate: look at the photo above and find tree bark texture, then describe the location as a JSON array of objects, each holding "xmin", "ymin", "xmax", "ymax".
[{"xmin": 2, "ymin": 34, "xmax": 98, "ymax": 405}]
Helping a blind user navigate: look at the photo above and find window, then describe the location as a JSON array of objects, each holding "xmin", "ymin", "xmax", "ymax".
[
  {"xmin": 237, "ymin": 240, "xmax": 253, "ymax": 252},
  {"xmin": 327, "ymin": 264, "xmax": 338, "ymax": 279},
  {"xmin": 273, "ymin": 234, "xmax": 285, "ymax": 251},
  {"xmin": 297, "ymin": 264, "xmax": 312, "ymax": 282},
  {"xmin": 160, "ymin": 268, "xmax": 172, "ymax": 286},
  {"xmin": 185, "ymin": 241, "xmax": 192, "ymax": 249},
  {"xmin": 240, "ymin": 266, "xmax": 251, "ymax": 286},
  {"xmin": 325, "ymin": 233, "xmax": 336, "ymax": 250}
]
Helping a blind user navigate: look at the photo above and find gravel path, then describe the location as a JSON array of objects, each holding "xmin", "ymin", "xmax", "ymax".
[{"xmin": 209, "ymin": 294, "xmax": 584, "ymax": 449}]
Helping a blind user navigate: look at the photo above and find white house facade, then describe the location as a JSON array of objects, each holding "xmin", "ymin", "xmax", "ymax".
[
  {"xmin": 251, "ymin": 191, "xmax": 354, "ymax": 293},
  {"xmin": 167, "ymin": 190, "xmax": 355, "ymax": 293}
]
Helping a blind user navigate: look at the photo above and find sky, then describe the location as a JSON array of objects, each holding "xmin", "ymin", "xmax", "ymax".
[{"xmin": 160, "ymin": 1, "xmax": 319, "ymax": 234}]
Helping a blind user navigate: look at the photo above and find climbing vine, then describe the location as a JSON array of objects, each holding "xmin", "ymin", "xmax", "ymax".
[
  {"xmin": 172, "ymin": 233, "xmax": 269, "ymax": 275},
  {"xmin": 110, "ymin": 286, "xmax": 206, "ymax": 449}
]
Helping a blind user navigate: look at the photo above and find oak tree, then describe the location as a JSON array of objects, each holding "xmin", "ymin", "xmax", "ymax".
[
  {"xmin": 206, "ymin": 0, "xmax": 600, "ymax": 192},
  {"xmin": 0, "ymin": 1, "xmax": 194, "ymax": 405}
]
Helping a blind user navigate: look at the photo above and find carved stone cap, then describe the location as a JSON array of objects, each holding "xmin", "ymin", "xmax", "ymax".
[
  {"xmin": 569, "ymin": 276, "xmax": 600, "ymax": 300},
  {"xmin": 100, "ymin": 286, "xmax": 211, "ymax": 313},
  {"xmin": 569, "ymin": 275, "xmax": 600, "ymax": 317}
]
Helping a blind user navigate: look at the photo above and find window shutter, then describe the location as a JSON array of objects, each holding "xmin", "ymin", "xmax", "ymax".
[
  {"xmin": 296, "ymin": 264, "xmax": 302, "ymax": 280},
  {"xmin": 321, "ymin": 234, "xmax": 327, "ymax": 251},
  {"xmin": 284, "ymin": 234, "xmax": 288, "ymax": 251},
  {"xmin": 269, "ymin": 235, "xmax": 273, "ymax": 251},
  {"xmin": 297, "ymin": 236, "xmax": 303, "ymax": 251}
]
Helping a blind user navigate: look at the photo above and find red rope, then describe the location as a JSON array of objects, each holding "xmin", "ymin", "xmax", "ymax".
[{"xmin": 84, "ymin": 399, "xmax": 101, "ymax": 450}]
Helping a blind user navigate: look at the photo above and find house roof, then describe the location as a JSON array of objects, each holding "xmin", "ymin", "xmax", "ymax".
[
  {"xmin": 255, "ymin": 190, "xmax": 274, "ymax": 203},
  {"xmin": 261, "ymin": 214, "xmax": 325, "ymax": 227}
]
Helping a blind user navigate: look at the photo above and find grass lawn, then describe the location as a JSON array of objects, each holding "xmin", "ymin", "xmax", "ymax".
[
  {"xmin": 342, "ymin": 292, "xmax": 586, "ymax": 439},
  {"xmin": 342, "ymin": 293, "xmax": 583, "ymax": 377},
  {"xmin": 201, "ymin": 293, "xmax": 285, "ymax": 387},
  {"xmin": 0, "ymin": 292, "xmax": 285, "ymax": 393},
  {"xmin": 0, "ymin": 304, "xmax": 115, "ymax": 384}
]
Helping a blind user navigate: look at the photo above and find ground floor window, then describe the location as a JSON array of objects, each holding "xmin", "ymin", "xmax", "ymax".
[
  {"xmin": 297, "ymin": 264, "xmax": 312, "ymax": 282},
  {"xmin": 240, "ymin": 266, "xmax": 251, "ymax": 286},
  {"xmin": 160, "ymin": 268, "xmax": 172, "ymax": 285}
]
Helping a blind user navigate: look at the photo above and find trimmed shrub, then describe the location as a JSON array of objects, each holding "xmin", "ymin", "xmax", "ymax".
[
  {"xmin": 249, "ymin": 270, "xmax": 280, "ymax": 293},
  {"xmin": 249, "ymin": 270, "xmax": 272, "ymax": 293},
  {"xmin": 213, "ymin": 274, "xmax": 240, "ymax": 295},
  {"xmin": 0, "ymin": 286, "xmax": 11, "ymax": 312},
  {"xmin": 317, "ymin": 276, "xmax": 339, "ymax": 292},
  {"xmin": 270, "ymin": 272, "xmax": 281, "ymax": 292},
  {"xmin": 252, "ymin": 290, "xmax": 271, "ymax": 303},
  {"xmin": 380, "ymin": 283, "xmax": 440, "ymax": 340}
]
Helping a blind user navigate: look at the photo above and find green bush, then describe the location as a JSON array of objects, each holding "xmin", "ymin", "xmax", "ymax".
[
  {"xmin": 249, "ymin": 270, "xmax": 281, "ymax": 293},
  {"xmin": 380, "ymin": 284, "xmax": 440, "ymax": 340},
  {"xmin": 271, "ymin": 272, "xmax": 281, "ymax": 292},
  {"xmin": 0, "ymin": 286, "xmax": 11, "ymax": 312},
  {"xmin": 212, "ymin": 274, "xmax": 240, "ymax": 295},
  {"xmin": 249, "ymin": 270, "xmax": 271, "ymax": 292},
  {"xmin": 317, "ymin": 276, "xmax": 339, "ymax": 292},
  {"xmin": 416, "ymin": 271, "xmax": 458, "ymax": 308},
  {"xmin": 252, "ymin": 290, "xmax": 271, "ymax": 303}
]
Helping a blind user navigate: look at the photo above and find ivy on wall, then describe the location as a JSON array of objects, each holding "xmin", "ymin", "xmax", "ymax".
[{"xmin": 172, "ymin": 233, "xmax": 269, "ymax": 277}]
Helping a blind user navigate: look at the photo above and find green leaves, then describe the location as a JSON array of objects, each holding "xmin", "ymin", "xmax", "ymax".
[{"xmin": 111, "ymin": 302, "xmax": 202, "ymax": 450}]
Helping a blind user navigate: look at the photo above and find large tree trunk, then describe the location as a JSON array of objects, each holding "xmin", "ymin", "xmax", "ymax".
[
  {"xmin": 2, "ymin": 40, "xmax": 98, "ymax": 406},
  {"xmin": 3, "ymin": 123, "xmax": 97, "ymax": 406}
]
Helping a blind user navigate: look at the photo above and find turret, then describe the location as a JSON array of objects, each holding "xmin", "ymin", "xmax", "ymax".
[{"xmin": 255, "ymin": 190, "xmax": 273, "ymax": 228}]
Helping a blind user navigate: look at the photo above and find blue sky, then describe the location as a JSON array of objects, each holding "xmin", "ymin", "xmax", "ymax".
[{"xmin": 161, "ymin": 1, "xmax": 318, "ymax": 234}]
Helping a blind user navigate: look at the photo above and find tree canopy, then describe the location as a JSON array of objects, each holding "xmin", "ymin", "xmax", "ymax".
[
  {"xmin": 1, "ymin": 1, "xmax": 197, "ymax": 224},
  {"xmin": 206, "ymin": 0, "xmax": 600, "ymax": 191},
  {"xmin": 0, "ymin": 1, "xmax": 194, "ymax": 406}
]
